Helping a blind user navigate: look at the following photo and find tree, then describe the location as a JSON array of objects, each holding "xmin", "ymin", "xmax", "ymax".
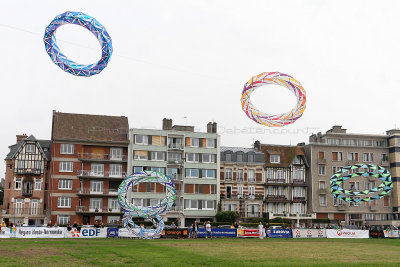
[{"xmin": 216, "ymin": 211, "xmax": 238, "ymax": 223}]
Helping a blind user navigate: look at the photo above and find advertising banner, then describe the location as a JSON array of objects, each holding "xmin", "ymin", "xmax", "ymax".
[
  {"xmin": 162, "ymin": 228, "xmax": 189, "ymax": 238},
  {"xmin": 198, "ymin": 228, "xmax": 237, "ymax": 238},
  {"xmin": 107, "ymin": 228, "xmax": 119, "ymax": 238},
  {"xmin": 266, "ymin": 229, "xmax": 292, "ymax": 238},
  {"xmin": 384, "ymin": 230, "xmax": 400, "ymax": 238},
  {"xmin": 326, "ymin": 229, "xmax": 369, "ymax": 238},
  {"xmin": 0, "ymin": 228, "xmax": 12, "ymax": 238},
  {"xmin": 64, "ymin": 227, "xmax": 107, "ymax": 238},
  {"xmin": 237, "ymin": 229, "xmax": 260, "ymax": 237},
  {"xmin": 292, "ymin": 229, "xmax": 326, "ymax": 238},
  {"xmin": 12, "ymin": 227, "xmax": 65, "ymax": 238},
  {"xmin": 369, "ymin": 230, "xmax": 385, "ymax": 238}
]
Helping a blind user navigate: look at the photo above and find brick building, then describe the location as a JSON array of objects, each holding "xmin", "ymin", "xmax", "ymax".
[
  {"xmin": 50, "ymin": 111, "xmax": 129, "ymax": 225},
  {"xmin": 220, "ymin": 146, "xmax": 265, "ymax": 220},
  {"xmin": 2, "ymin": 134, "xmax": 51, "ymax": 225}
]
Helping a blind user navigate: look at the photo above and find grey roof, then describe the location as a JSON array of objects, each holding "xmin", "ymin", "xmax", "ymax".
[
  {"xmin": 221, "ymin": 146, "xmax": 261, "ymax": 154},
  {"xmin": 220, "ymin": 146, "xmax": 264, "ymax": 163},
  {"xmin": 5, "ymin": 135, "xmax": 51, "ymax": 161}
]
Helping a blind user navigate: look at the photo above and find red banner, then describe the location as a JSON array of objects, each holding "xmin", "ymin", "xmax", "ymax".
[{"xmin": 238, "ymin": 229, "xmax": 259, "ymax": 237}]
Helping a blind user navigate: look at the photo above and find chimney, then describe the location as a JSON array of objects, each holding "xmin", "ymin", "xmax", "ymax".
[
  {"xmin": 207, "ymin": 122, "xmax": 213, "ymax": 133},
  {"xmin": 253, "ymin": 140, "xmax": 261, "ymax": 151},
  {"xmin": 162, "ymin": 118, "xmax": 172, "ymax": 130},
  {"xmin": 17, "ymin": 134, "xmax": 28, "ymax": 143},
  {"xmin": 212, "ymin": 122, "xmax": 217, "ymax": 133}
]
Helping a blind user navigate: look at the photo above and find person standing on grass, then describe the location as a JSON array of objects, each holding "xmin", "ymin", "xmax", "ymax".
[
  {"xmin": 258, "ymin": 222, "xmax": 265, "ymax": 240},
  {"xmin": 205, "ymin": 221, "xmax": 212, "ymax": 239},
  {"xmin": 192, "ymin": 222, "xmax": 198, "ymax": 239}
]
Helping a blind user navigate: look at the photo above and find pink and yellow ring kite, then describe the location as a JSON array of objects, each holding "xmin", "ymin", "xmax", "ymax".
[{"xmin": 241, "ymin": 72, "xmax": 306, "ymax": 127}]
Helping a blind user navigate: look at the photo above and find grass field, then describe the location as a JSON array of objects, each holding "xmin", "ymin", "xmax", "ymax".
[{"xmin": 0, "ymin": 238, "xmax": 399, "ymax": 266}]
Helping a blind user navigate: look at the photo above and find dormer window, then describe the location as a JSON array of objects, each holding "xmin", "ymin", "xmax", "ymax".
[
  {"xmin": 237, "ymin": 152, "xmax": 243, "ymax": 162},
  {"xmin": 248, "ymin": 153, "xmax": 254, "ymax": 162},
  {"xmin": 26, "ymin": 144, "xmax": 35, "ymax": 153},
  {"xmin": 225, "ymin": 153, "xmax": 232, "ymax": 162},
  {"xmin": 270, "ymin": 154, "xmax": 280, "ymax": 164}
]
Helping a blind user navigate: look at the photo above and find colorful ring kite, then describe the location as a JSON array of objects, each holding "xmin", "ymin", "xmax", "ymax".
[
  {"xmin": 43, "ymin": 11, "xmax": 113, "ymax": 77},
  {"xmin": 330, "ymin": 164, "xmax": 392, "ymax": 203},
  {"xmin": 118, "ymin": 171, "xmax": 176, "ymax": 239},
  {"xmin": 241, "ymin": 72, "xmax": 306, "ymax": 127}
]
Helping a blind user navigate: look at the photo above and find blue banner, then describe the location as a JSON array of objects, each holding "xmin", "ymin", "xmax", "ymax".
[
  {"xmin": 266, "ymin": 229, "xmax": 292, "ymax": 238},
  {"xmin": 197, "ymin": 228, "xmax": 237, "ymax": 237},
  {"xmin": 107, "ymin": 228, "xmax": 119, "ymax": 238}
]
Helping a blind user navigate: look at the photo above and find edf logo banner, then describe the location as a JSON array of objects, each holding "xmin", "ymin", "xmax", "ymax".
[{"xmin": 66, "ymin": 228, "xmax": 107, "ymax": 238}]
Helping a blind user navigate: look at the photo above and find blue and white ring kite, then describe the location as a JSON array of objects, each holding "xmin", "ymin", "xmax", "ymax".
[{"xmin": 43, "ymin": 11, "xmax": 113, "ymax": 77}]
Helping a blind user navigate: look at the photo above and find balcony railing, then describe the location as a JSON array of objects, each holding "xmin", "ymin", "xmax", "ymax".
[
  {"xmin": 240, "ymin": 212, "xmax": 261, "ymax": 218},
  {"xmin": 78, "ymin": 153, "xmax": 127, "ymax": 162},
  {"xmin": 2, "ymin": 208, "xmax": 46, "ymax": 216},
  {"xmin": 221, "ymin": 194, "xmax": 264, "ymax": 200},
  {"xmin": 167, "ymin": 159, "xmax": 184, "ymax": 165},
  {"xmin": 168, "ymin": 174, "xmax": 183, "ymax": 181},
  {"xmin": 16, "ymin": 168, "xmax": 41, "ymax": 175},
  {"xmin": 266, "ymin": 178, "xmax": 287, "ymax": 184},
  {"xmin": 292, "ymin": 197, "xmax": 306, "ymax": 202},
  {"xmin": 336, "ymin": 205, "xmax": 347, "ymax": 211},
  {"xmin": 77, "ymin": 188, "xmax": 119, "ymax": 195},
  {"xmin": 77, "ymin": 170, "xmax": 126, "ymax": 179},
  {"xmin": 76, "ymin": 206, "xmax": 122, "ymax": 213},
  {"xmin": 265, "ymin": 195, "xmax": 289, "ymax": 202},
  {"xmin": 292, "ymin": 179, "xmax": 306, "ymax": 185},
  {"xmin": 268, "ymin": 212, "xmax": 315, "ymax": 219},
  {"xmin": 168, "ymin": 143, "xmax": 184, "ymax": 149}
]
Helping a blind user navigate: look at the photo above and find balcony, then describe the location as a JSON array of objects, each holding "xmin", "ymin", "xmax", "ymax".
[
  {"xmin": 265, "ymin": 195, "xmax": 290, "ymax": 202},
  {"xmin": 78, "ymin": 153, "xmax": 127, "ymax": 162},
  {"xmin": 240, "ymin": 212, "xmax": 262, "ymax": 218},
  {"xmin": 168, "ymin": 143, "xmax": 184, "ymax": 150},
  {"xmin": 16, "ymin": 168, "xmax": 41, "ymax": 175},
  {"xmin": 2, "ymin": 208, "xmax": 46, "ymax": 217},
  {"xmin": 265, "ymin": 178, "xmax": 289, "ymax": 185},
  {"xmin": 292, "ymin": 179, "xmax": 307, "ymax": 186},
  {"xmin": 336, "ymin": 205, "xmax": 348, "ymax": 211},
  {"xmin": 77, "ymin": 188, "xmax": 119, "ymax": 196},
  {"xmin": 168, "ymin": 174, "xmax": 183, "ymax": 181},
  {"xmin": 221, "ymin": 194, "xmax": 264, "ymax": 200},
  {"xmin": 292, "ymin": 197, "xmax": 306, "ymax": 202},
  {"xmin": 268, "ymin": 212, "xmax": 316, "ymax": 220},
  {"xmin": 77, "ymin": 170, "xmax": 126, "ymax": 179},
  {"xmin": 22, "ymin": 188, "xmax": 33, "ymax": 197},
  {"xmin": 76, "ymin": 206, "xmax": 123, "ymax": 214}
]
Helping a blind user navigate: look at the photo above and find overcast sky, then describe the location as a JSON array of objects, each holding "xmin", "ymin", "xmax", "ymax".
[{"xmin": 1, "ymin": 0, "xmax": 400, "ymax": 177}]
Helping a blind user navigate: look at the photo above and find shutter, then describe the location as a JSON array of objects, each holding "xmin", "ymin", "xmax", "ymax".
[
  {"xmin": 186, "ymin": 137, "xmax": 190, "ymax": 147},
  {"xmin": 199, "ymin": 138, "xmax": 203, "ymax": 147},
  {"xmin": 202, "ymin": 139, "xmax": 207, "ymax": 147},
  {"xmin": 152, "ymin": 136, "xmax": 161, "ymax": 145},
  {"xmin": 220, "ymin": 172, "xmax": 224, "ymax": 180}
]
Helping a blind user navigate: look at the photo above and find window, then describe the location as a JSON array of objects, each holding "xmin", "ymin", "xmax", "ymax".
[
  {"xmin": 58, "ymin": 197, "xmax": 71, "ymax": 208},
  {"xmin": 225, "ymin": 168, "xmax": 232, "ymax": 180},
  {"xmin": 91, "ymin": 164, "xmax": 104, "ymax": 176},
  {"xmin": 276, "ymin": 170, "xmax": 283, "ymax": 180},
  {"xmin": 238, "ymin": 186, "xmax": 244, "ymax": 198},
  {"xmin": 384, "ymin": 197, "xmax": 390, "ymax": 207},
  {"xmin": 58, "ymin": 179, "xmax": 72, "ymax": 190},
  {"xmin": 14, "ymin": 199, "xmax": 24, "ymax": 214},
  {"xmin": 110, "ymin": 148, "xmax": 123, "ymax": 160},
  {"xmin": 34, "ymin": 161, "xmax": 41, "ymax": 171},
  {"xmin": 267, "ymin": 203, "xmax": 275, "ymax": 213},
  {"xmin": 190, "ymin": 138, "xmax": 199, "ymax": 147},
  {"xmin": 168, "ymin": 137, "xmax": 183, "ymax": 148},
  {"xmin": 248, "ymin": 170, "xmax": 255, "ymax": 182},
  {"xmin": 319, "ymin": 195, "xmax": 327, "ymax": 206},
  {"xmin": 248, "ymin": 153, "xmax": 255, "ymax": 162},
  {"xmin": 135, "ymin": 135, "xmax": 148, "ymax": 145},
  {"xmin": 277, "ymin": 203, "xmax": 284, "ymax": 214},
  {"xmin": 365, "ymin": 181, "xmax": 376, "ymax": 190},
  {"xmin": 318, "ymin": 152, "xmax": 325, "ymax": 160},
  {"xmin": 277, "ymin": 186, "xmax": 284, "ymax": 196},
  {"xmin": 26, "ymin": 144, "xmax": 35, "ymax": 153},
  {"xmin": 350, "ymin": 197, "xmax": 361, "ymax": 206},
  {"xmin": 90, "ymin": 198, "xmax": 103, "ymax": 211},
  {"xmin": 90, "ymin": 181, "xmax": 104, "ymax": 193},
  {"xmin": 224, "ymin": 204, "xmax": 237, "ymax": 211},
  {"xmin": 225, "ymin": 153, "xmax": 232, "ymax": 162},
  {"xmin": 332, "ymin": 152, "xmax": 343, "ymax": 161},
  {"xmin": 293, "ymin": 169, "xmax": 303, "ymax": 180},
  {"xmin": 267, "ymin": 186, "xmax": 274, "ymax": 195},
  {"xmin": 134, "ymin": 166, "xmax": 143, "ymax": 173},
  {"xmin": 319, "ymin": 181, "xmax": 326, "ymax": 189},
  {"xmin": 226, "ymin": 186, "xmax": 232, "ymax": 198},
  {"xmin": 108, "ymin": 198, "xmax": 119, "ymax": 211},
  {"xmin": 110, "ymin": 164, "xmax": 122, "ymax": 177},
  {"xmin": 237, "ymin": 153, "xmax": 243, "ymax": 162},
  {"xmin": 152, "ymin": 136, "xmax": 165, "ymax": 146},
  {"xmin": 59, "ymin": 161, "xmax": 73, "ymax": 172},
  {"xmin": 327, "ymin": 138, "xmax": 340, "ymax": 145},
  {"xmin": 291, "ymin": 203, "xmax": 304, "ymax": 214},
  {"xmin": 150, "ymin": 151, "xmax": 165, "ymax": 161},
  {"xmin": 151, "ymin": 167, "xmax": 164, "ymax": 174},
  {"xmin": 333, "ymin": 197, "xmax": 345, "ymax": 206},
  {"xmin": 365, "ymin": 214, "xmax": 376, "ymax": 221},
  {"xmin": 60, "ymin": 144, "xmax": 74, "ymax": 154},
  {"xmin": 17, "ymin": 160, "xmax": 25, "ymax": 169},
  {"xmin": 167, "ymin": 168, "xmax": 178, "ymax": 179},
  {"xmin": 270, "ymin": 154, "xmax": 280, "ymax": 163},
  {"xmin": 168, "ymin": 152, "xmax": 182, "ymax": 161},
  {"xmin": 202, "ymin": 169, "xmax": 216, "ymax": 178},
  {"xmin": 318, "ymin": 165, "xmax": 326, "ymax": 175},
  {"xmin": 134, "ymin": 150, "xmax": 148, "ymax": 160},
  {"xmin": 359, "ymin": 140, "xmax": 372, "ymax": 147},
  {"xmin": 202, "ymin": 200, "xmax": 215, "ymax": 210},
  {"xmin": 332, "ymin": 166, "xmax": 342, "ymax": 175},
  {"xmin": 374, "ymin": 140, "xmax": 385, "ymax": 147},
  {"xmin": 349, "ymin": 181, "xmax": 360, "ymax": 190},
  {"xmin": 347, "ymin": 152, "xmax": 359, "ymax": 161},
  {"xmin": 108, "ymin": 216, "xmax": 120, "ymax": 224},
  {"xmin": 363, "ymin": 153, "xmax": 373, "ymax": 162},
  {"xmin": 343, "ymin": 139, "xmax": 355, "ymax": 146},
  {"xmin": 206, "ymin": 139, "xmax": 215, "ymax": 148},
  {"xmin": 186, "ymin": 168, "xmax": 199, "ymax": 178},
  {"xmin": 34, "ymin": 179, "xmax": 42, "ymax": 190},
  {"xmin": 381, "ymin": 154, "xmax": 388, "ymax": 161},
  {"xmin": 293, "ymin": 187, "xmax": 304, "ymax": 197},
  {"xmin": 186, "ymin": 153, "xmax": 199, "ymax": 163},
  {"xmin": 184, "ymin": 199, "xmax": 198, "ymax": 209},
  {"xmin": 202, "ymin": 154, "xmax": 215, "ymax": 163},
  {"xmin": 15, "ymin": 178, "xmax": 22, "ymax": 190},
  {"xmin": 237, "ymin": 169, "xmax": 243, "ymax": 181},
  {"xmin": 266, "ymin": 169, "xmax": 274, "ymax": 179},
  {"xmin": 248, "ymin": 186, "xmax": 255, "ymax": 196},
  {"xmin": 57, "ymin": 215, "xmax": 70, "ymax": 225},
  {"xmin": 247, "ymin": 204, "xmax": 259, "ymax": 216},
  {"xmin": 30, "ymin": 199, "xmax": 40, "ymax": 215}
]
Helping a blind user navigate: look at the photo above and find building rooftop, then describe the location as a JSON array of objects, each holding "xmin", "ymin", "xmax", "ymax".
[
  {"xmin": 5, "ymin": 135, "xmax": 51, "ymax": 160},
  {"xmin": 52, "ymin": 111, "xmax": 129, "ymax": 144},
  {"xmin": 260, "ymin": 144, "xmax": 306, "ymax": 168}
]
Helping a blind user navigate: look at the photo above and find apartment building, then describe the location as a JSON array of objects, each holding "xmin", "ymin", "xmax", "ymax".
[
  {"xmin": 219, "ymin": 146, "xmax": 265, "ymax": 220},
  {"xmin": 387, "ymin": 129, "xmax": 400, "ymax": 219},
  {"xmin": 2, "ymin": 134, "xmax": 51, "ymax": 225},
  {"xmin": 305, "ymin": 126, "xmax": 395, "ymax": 227},
  {"xmin": 50, "ymin": 111, "xmax": 129, "ymax": 225},
  {"xmin": 127, "ymin": 119, "xmax": 220, "ymax": 227},
  {"xmin": 257, "ymin": 141, "xmax": 314, "ymax": 226}
]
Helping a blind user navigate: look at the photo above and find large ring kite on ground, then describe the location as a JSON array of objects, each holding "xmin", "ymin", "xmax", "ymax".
[
  {"xmin": 330, "ymin": 164, "xmax": 392, "ymax": 203},
  {"xmin": 241, "ymin": 72, "xmax": 306, "ymax": 127},
  {"xmin": 43, "ymin": 11, "xmax": 113, "ymax": 77},
  {"xmin": 118, "ymin": 171, "xmax": 176, "ymax": 239}
]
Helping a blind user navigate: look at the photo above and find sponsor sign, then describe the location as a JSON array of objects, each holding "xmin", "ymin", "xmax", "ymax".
[
  {"xmin": 266, "ymin": 229, "xmax": 292, "ymax": 238},
  {"xmin": 162, "ymin": 228, "xmax": 189, "ymax": 238},
  {"xmin": 107, "ymin": 228, "xmax": 119, "ymax": 238},
  {"xmin": 0, "ymin": 227, "xmax": 65, "ymax": 238},
  {"xmin": 0, "ymin": 228, "xmax": 11, "ymax": 238},
  {"xmin": 198, "ymin": 228, "xmax": 237, "ymax": 238},
  {"xmin": 292, "ymin": 229, "xmax": 326, "ymax": 238},
  {"xmin": 237, "ymin": 229, "xmax": 259, "ymax": 238},
  {"xmin": 326, "ymin": 229, "xmax": 369, "ymax": 238},
  {"xmin": 64, "ymin": 227, "xmax": 107, "ymax": 238},
  {"xmin": 369, "ymin": 230, "xmax": 385, "ymax": 238},
  {"xmin": 383, "ymin": 230, "xmax": 400, "ymax": 238}
]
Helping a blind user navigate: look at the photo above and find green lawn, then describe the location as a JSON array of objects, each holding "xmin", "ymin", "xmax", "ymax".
[{"xmin": 0, "ymin": 238, "xmax": 399, "ymax": 266}]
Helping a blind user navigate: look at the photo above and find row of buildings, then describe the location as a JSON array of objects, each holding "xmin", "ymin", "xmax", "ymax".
[{"xmin": 1, "ymin": 111, "xmax": 399, "ymax": 228}]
